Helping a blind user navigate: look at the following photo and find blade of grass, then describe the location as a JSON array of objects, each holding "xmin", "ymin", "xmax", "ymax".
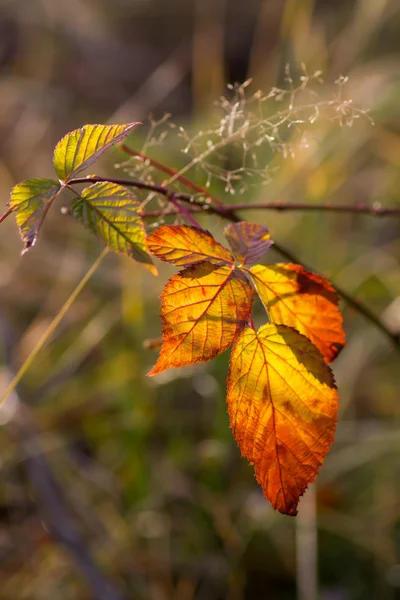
[{"xmin": 0, "ymin": 247, "xmax": 109, "ymax": 408}]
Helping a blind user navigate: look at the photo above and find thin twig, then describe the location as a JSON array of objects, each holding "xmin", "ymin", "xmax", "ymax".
[
  {"xmin": 142, "ymin": 201, "xmax": 400, "ymax": 218},
  {"xmin": 4, "ymin": 171, "xmax": 395, "ymax": 351},
  {"xmin": 169, "ymin": 195, "xmax": 202, "ymax": 228},
  {"xmin": 119, "ymin": 145, "xmax": 224, "ymax": 207},
  {"xmin": 69, "ymin": 177, "xmax": 400, "ymax": 218},
  {"xmin": 70, "ymin": 175, "xmax": 175, "ymax": 197},
  {"xmin": 0, "ymin": 207, "xmax": 12, "ymax": 224},
  {"xmin": 224, "ymin": 200, "xmax": 400, "ymax": 217},
  {"xmin": 67, "ymin": 175, "xmax": 400, "ymax": 350}
]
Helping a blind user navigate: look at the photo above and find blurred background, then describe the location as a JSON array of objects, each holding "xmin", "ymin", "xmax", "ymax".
[{"xmin": 0, "ymin": 0, "xmax": 399, "ymax": 599}]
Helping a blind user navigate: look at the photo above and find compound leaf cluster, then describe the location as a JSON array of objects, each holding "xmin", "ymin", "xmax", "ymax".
[
  {"xmin": 4, "ymin": 122, "xmax": 345, "ymax": 516},
  {"xmin": 148, "ymin": 223, "xmax": 343, "ymax": 515}
]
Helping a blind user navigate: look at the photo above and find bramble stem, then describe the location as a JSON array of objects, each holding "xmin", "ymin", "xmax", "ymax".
[
  {"xmin": 227, "ymin": 200, "xmax": 400, "ymax": 216},
  {"xmin": 69, "ymin": 176, "xmax": 400, "ymax": 218},
  {"xmin": 3, "ymin": 171, "xmax": 397, "ymax": 354},
  {"xmin": 67, "ymin": 173, "xmax": 400, "ymax": 350},
  {"xmin": 119, "ymin": 145, "xmax": 224, "ymax": 207},
  {"xmin": 168, "ymin": 195, "xmax": 202, "ymax": 228},
  {"xmin": 0, "ymin": 207, "xmax": 12, "ymax": 224}
]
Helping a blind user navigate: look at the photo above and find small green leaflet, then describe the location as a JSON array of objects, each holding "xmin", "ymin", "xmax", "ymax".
[
  {"xmin": 9, "ymin": 178, "xmax": 62, "ymax": 253},
  {"xmin": 71, "ymin": 181, "xmax": 157, "ymax": 275},
  {"xmin": 53, "ymin": 122, "xmax": 140, "ymax": 181}
]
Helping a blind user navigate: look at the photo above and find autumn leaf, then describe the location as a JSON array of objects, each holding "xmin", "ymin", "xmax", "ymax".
[
  {"xmin": 148, "ymin": 262, "xmax": 254, "ymax": 375},
  {"xmin": 71, "ymin": 182, "xmax": 156, "ymax": 274},
  {"xmin": 147, "ymin": 225, "xmax": 234, "ymax": 266},
  {"xmin": 249, "ymin": 263, "xmax": 345, "ymax": 363},
  {"xmin": 224, "ymin": 222, "xmax": 273, "ymax": 265},
  {"xmin": 9, "ymin": 178, "xmax": 62, "ymax": 253},
  {"xmin": 54, "ymin": 122, "xmax": 140, "ymax": 181},
  {"xmin": 227, "ymin": 324, "xmax": 338, "ymax": 516}
]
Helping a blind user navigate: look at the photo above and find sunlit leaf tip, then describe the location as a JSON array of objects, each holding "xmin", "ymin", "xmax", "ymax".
[
  {"xmin": 53, "ymin": 122, "xmax": 140, "ymax": 181},
  {"xmin": 227, "ymin": 323, "xmax": 338, "ymax": 516},
  {"xmin": 147, "ymin": 224, "xmax": 234, "ymax": 266},
  {"xmin": 249, "ymin": 263, "xmax": 345, "ymax": 363},
  {"xmin": 224, "ymin": 221, "xmax": 273, "ymax": 265},
  {"xmin": 71, "ymin": 181, "xmax": 156, "ymax": 275},
  {"xmin": 147, "ymin": 262, "xmax": 254, "ymax": 376},
  {"xmin": 9, "ymin": 178, "xmax": 62, "ymax": 253}
]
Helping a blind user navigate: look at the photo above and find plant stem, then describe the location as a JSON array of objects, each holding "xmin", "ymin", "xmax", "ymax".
[
  {"xmin": 0, "ymin": 248, "xmax": 109, "ymax": 408},
  {"xmin": 228, "ymin": 200, "xmax": 400, "ymax": 216},
  {"xmin": 0, "ymin": 207, "xmax": 12, "ymax": 224},
  {"xmin": 119, "ymin": 147, "xmax": 400, "ymax": 217},
  {"xmin": 68, "ymin": 174, "xmax": 400, "ymax": 350},
  {"xmin": 69, "ymin": 177, "xmax": 400, "ymax": 218},
  {"xmin": 168, "ymin": 195, "xmax": 202, "ymax": 228},
  {"xmin": 119, "ymin": 145, "xmax": 224, "ymax": 207}
]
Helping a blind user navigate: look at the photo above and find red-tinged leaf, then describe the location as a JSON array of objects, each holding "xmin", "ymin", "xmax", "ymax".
[
  {"xmin": 227, "ymin": 324, "xmax": 338, "ymax": 516},
  {"xmin": 249, "ymin": 263, "xmax": 345, "ymax": 363},
  {"xmin": 54, "ymin": 123, "xmax": 140, "ymax": 181},
  {"xmin": 224, "ymin": 222, "xmax": 273, "ymax": 265},
  {"xmin": 147, "ymin": 225, "xmax": 234, "ymax": 266},
  {"xmin": 148, "ymin": 262, "xmax": 254, "ymax": 376}
]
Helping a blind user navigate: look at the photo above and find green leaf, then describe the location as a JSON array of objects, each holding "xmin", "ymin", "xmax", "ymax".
[
  {"xmin": 53, "ymin": 122, "xmax": 140, "ymax": 181},
  {"xmin": 71, "ymin": 182, "xmax": 157, "ymax": 275},
  {"xmin": 9, "ymin": 178, "xmax": 62, "ymax": 253}
]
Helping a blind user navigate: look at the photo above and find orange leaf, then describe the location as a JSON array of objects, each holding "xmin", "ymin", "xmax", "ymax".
[
  {"xmin": 147, "ymin": 225, "xmax": 234, "ymax": 266},
  {"xmin": 249, "ymin": 263, "xmax": 345, "ymax": 363},
  {"xmin": 148, "ymin": 262, "xmax": 254, "ymax": 375},
  {"xmin": 224, "ymin": 222, "xmax": 273, "ymax": 265},
  {"xmin": 227, "ymin": 324, "xmax": 338, "ymax": 516}
]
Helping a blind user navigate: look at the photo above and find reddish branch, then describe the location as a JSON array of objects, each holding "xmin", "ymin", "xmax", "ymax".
[
  {"xmin": 0, "ymin": 207, "xmax": 12, "ymax": 224},
  {"xmin": 168, "ymin": 195, "xmax": 202, "ymax": 228},
  {"xmin": 140, "ymin": 201, "xmax": 400, "ymax": 218},
  {"xmin": 69, "ymin": 176, "xmax": 400, "ymax": 218},
  {"xmin": 3, "ymin": 167, "xmax": 399, "ymax": 349},
  {"xmin": 69, "ymin": 174, "xmax": 400, "ymax": 349},
  {"xmin": 120, "ymin": 144, "xmax": 224, "ymax": 207}
]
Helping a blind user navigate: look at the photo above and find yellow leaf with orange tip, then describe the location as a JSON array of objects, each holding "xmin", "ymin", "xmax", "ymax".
[
  {"xmin": 147, "ymin": 225, "xmax": 234, "ymax": 266},
  {"xmin": 248, "ymin": 263, "xmax": 345, "ymax": 363},
  {"xmin": 227, "ymin": 324, "xmax": 338, "ymax": 516},
  {"xmin": 224, "ymin": 222, "xmax": 273, "ymax": 265},
  {"xmin": 148, "ymin": 262, "xmax": 254, "ymax": 376}
]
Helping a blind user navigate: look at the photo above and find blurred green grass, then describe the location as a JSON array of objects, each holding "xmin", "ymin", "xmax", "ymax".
[{"xmin": 0, "ymin": 1, "xmax": 399, "ymax": 599}]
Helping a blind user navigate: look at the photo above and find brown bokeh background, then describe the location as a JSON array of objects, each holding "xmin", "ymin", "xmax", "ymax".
[{"xmin": 0, "ymin": 1, "xmax": 399, "ymax": 599}]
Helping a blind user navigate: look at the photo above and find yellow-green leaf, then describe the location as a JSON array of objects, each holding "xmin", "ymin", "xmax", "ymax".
[
  {"xmin": 148, "ymin": 262, "xmax": 254, "ymax": 375},
  {"xmin": 54, "ymin": 122, "xmax": 140, "ymax": 181},
  {"xmin": 9, "ymin": 178, "xmax": 61, "ymax": 253},
  {"xmin": 71, "ymin": 182, "xmax": 156, "ymax": 275},
  {"xmin": 147, "ymin": 224, "xmax": 234, "ymax": 266},
  {"xmin": 227, "ymin": 324, "xmax": 338, "ymax": 516}
]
